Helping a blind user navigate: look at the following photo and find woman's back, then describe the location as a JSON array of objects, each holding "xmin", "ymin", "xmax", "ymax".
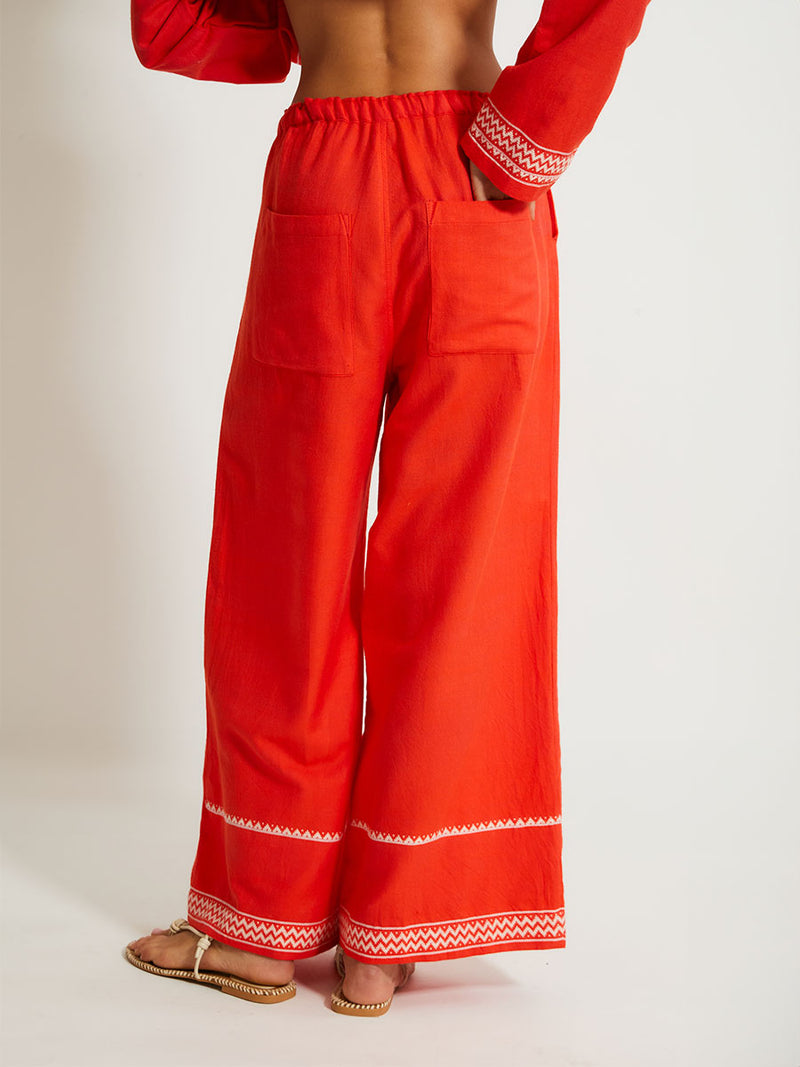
[{"xmin": 282, "ymin": 0, "xmax": 503, "ymax": 104}]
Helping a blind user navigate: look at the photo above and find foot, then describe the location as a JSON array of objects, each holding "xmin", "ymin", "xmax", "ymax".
[
  {"xmin": 126, "ymin": 926, "xmax": 295, "ymax": 987},
  {"xmin": 339, "ymin": 949, "xmax": 408, "ymax": 1005}
]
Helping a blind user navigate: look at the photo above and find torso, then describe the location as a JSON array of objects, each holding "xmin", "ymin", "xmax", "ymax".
[{"xmin": 283, "ymin": 0, "xmax": 502, "ymax": 105}]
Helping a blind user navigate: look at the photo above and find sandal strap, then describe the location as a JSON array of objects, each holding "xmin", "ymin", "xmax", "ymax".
[{"xmin": 168, "ymin": 918, "xmax": 214, "ymax": 979}]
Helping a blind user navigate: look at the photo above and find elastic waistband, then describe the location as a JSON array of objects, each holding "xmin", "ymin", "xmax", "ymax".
[{"xmin": 277, "ymin": 88, "xmax": 489, "ymax": 135}]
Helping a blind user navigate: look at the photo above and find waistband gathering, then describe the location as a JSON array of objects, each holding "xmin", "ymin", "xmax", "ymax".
[{"xmin": 277, "ymin": 87, "xmax": 490, "ymax": 134}]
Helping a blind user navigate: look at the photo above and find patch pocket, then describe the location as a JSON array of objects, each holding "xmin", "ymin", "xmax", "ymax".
[
  {"xmin": 242, "ymin": 205, "xmax": 356, "ymax": 375},
  {"xmin": 425, "ymin": 198, "xmax": 546, "ymax": 356}
]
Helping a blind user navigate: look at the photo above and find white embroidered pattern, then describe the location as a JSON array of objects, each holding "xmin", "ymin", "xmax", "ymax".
[
  {"xmin": 205, "ymin": 800, "xmax": 344, "ymax": 842},
  {"xmin": 468, "ymin": 98, "xmax": 576, "ymax": 188},
  {"xmin": 349, "ymin": 814, "xmax": 561, "ymax": 846},
  {"xmin": 338, "ymin": 906, "xmax": 566, "ymax": 957},
  {"xmin": 204, "ymin": 800, "xmax": 561, "ymax": 848},
  {"xmin": 188, "ymin": 887, "xmax": 338, "ymax": 953}
]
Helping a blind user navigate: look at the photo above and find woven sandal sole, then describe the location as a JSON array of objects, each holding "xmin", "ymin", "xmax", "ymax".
[
  {"xmin": 330, "ymin": 975, "xmax": 395, "ymax": 1016},
  {"xmin": 330, "ymin": 945, "xmax": 414, "ymax": 1016},
  {"xmin": 124, "ymin": 946, "xmax": 296, "ymax": 1003}
]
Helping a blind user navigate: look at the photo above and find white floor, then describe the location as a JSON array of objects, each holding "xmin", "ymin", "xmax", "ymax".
[{"xmin": 2, "ymin": 755, "xmax": 798, "ymax": 1067}]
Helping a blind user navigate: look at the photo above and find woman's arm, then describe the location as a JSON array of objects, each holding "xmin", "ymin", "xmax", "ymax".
[
  {"xmin": 459, "ymin": 0, "xmax": 652, "ymax": 201},
  {"xmin": 130, "ymin": 0, "xmax": 299, "ymax": 83}
]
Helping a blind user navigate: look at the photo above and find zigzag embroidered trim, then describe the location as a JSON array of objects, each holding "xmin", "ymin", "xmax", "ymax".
[
  {"xmin": 188, "ymin": 887, "xmax": 339, "ymax": 953},
  {"xmin": 348, "ymin": 814, "xmax": 562, "ymax": 846},
  {"xmin": 338, "ymin": 905, "xmax": 566, "ymax": 956},
  {"xmin": 205, "ymin": 800, "xmax": 345, "ymax": 842},
  {"xmin": 468, "ymin": 98, "xmax": 576, "ymax": 188}
]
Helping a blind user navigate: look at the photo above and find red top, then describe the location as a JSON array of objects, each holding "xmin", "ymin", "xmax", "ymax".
[{"xmin": 130, "ymin": 0, "xmax": 650, "ymax": 200}]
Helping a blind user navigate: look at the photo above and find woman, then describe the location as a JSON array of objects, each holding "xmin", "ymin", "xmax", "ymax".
[{"xmin": 124, "ymin": 0, "xmax": 650, "ymax": 1016}]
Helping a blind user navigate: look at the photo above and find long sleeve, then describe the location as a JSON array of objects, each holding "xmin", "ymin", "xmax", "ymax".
[
  {"xmin": 130, "ymin": 0, "xmax": 299, "ymax": 83},
  {"xmin": 460, "ymin": 0, "xmax": 651, "ymax": 201}
]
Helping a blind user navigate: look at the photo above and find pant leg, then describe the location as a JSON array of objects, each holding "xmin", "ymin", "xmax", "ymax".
[
  {"xmin": 337, "ymin": 100, "xmax": 566, "ymax": 963},
  {"xmin": 186, "ymin": 106, "xmax": 392, "ymax": 959}
]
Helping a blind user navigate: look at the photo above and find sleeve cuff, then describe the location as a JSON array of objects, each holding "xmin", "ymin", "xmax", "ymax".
[{"xmin": 459, "ymin": 98, "xmax": 576, "ymax": 201}]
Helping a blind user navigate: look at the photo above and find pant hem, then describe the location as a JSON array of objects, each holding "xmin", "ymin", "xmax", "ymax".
[
  {"xmin": 187, "ymin": 885, "xmax": 339, "ymax": 960},
  {"xmin": 336, "ymin": 905, "xmax": 566, "ymax": 964},
  {"xmin": 338, "ymin": 936, "xmax": 566, "ymax": 965}
]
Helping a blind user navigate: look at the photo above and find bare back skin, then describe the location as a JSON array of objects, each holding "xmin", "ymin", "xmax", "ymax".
[{"xmin": 284, "ymin": 0, "xmax": 502, "ymax": 104}]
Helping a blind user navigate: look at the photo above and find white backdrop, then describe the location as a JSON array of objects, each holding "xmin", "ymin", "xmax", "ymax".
[{"xmin": 2, "ymin": 2, "xmax": 798, "ymax": 1065}]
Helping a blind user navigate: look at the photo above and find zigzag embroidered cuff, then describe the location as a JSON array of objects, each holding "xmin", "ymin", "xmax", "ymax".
[{"xmin": 460, "ymin": 98, "xmax": 576, "ymax": 201}]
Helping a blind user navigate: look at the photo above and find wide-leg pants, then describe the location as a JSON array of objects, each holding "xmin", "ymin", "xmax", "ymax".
[{"xmin": 187, "ymin": 88, "xmax": 565, "ymax": 964}]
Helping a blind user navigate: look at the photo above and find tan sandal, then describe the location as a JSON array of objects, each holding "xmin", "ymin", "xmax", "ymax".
[
  {"xmin": 330, "ymin": 944, "xmax": 415, "ymax": 1016},
  {"xmin": 124, "ymin": 918, "xmax": 296, "ymax": 1004}
]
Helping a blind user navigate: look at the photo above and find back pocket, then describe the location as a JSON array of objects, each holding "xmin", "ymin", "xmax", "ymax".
[
  {"xmin": 241, "ymin": 204, "xmax": 356, "ymax": 376},
  {"xmin": 425, "ymin": 198, "xmax": 547, "ymax": 357}
]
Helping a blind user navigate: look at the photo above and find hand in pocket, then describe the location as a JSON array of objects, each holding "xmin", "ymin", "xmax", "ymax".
[{"xmin": 467, "ymin": 158, "xmax": 536, "ymax": 220}]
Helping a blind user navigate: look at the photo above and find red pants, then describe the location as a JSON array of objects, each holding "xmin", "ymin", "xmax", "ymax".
[{"xmin": 187, "ymin": 89, "xmax": 565, "ymax": 964}]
